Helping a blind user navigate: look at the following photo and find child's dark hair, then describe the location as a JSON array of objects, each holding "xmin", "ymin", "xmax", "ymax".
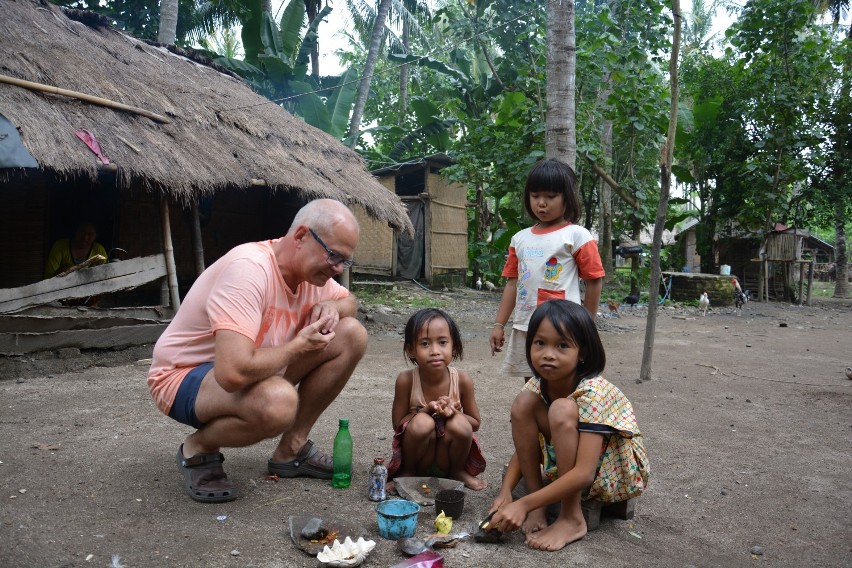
[
  {"xmin": 403, "ymin": 308, "xmax": 464, "ymax": 364},
  {"xmin": 523, "ymin": 158, "xmax": 581, "ymax": 223},
  {"xmin": 525, "ymin": 300, "xmax": 605, "ymax": 382}
]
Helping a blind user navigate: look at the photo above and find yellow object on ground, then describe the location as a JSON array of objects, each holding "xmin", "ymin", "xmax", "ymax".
[{"xmin": 434, "ymin": 511, "xmax": 453, "ymax": 534}]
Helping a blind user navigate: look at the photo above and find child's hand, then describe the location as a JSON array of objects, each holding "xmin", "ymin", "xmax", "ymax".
[
  {"xmin": 488, "ymin": 492, "xmax": 512, "ymax": 515},
  {"xmin": 489, "ymin": 326, "xmax": 505, "ymax": 356},
  {"xmin": 491, "ymin": 500, "xmax": 527, "ymax": 533},
  {"xmin": 435, "ymin": 396, "xmax": 453, "ymax": 417}
]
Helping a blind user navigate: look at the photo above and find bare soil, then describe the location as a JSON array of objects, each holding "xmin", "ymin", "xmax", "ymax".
[{"xmin": 1, "ymin": 284, "xmax": 851, "ymax": 568}]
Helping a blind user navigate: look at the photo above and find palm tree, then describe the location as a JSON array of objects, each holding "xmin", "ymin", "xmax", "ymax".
[
  {"xmin": 545, "ymin": 0, "xmax": 576, "ymax": 168},
  {"xmin": 157, "ymin": 0, "xmax": 178, "ymax": 44},
  {"xmin": 347, "ymin": 0, "xmax": 393, "ymax": 146}
]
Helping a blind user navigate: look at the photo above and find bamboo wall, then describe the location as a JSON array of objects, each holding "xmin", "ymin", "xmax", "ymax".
[
  {"xmin": 426, "ymin": 169, "xmax": 468, "ymax": 287},
  {"xmin": 351, "ymin": 178, "xmax": 394, "ymax": 277},
  {"xmin": 353, "ymin": 162, "xmax": 469, "ymax": 286}
]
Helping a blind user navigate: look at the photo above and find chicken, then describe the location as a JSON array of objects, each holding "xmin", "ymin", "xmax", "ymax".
[
  {"xmin": 607, "ymin": 299, "xmax": 620, "ymax": 317},
  {"xmin": 475, "ymin": 277, "xmax": 482, "ymax": 290},
  {"xmin": 732, "ymin": 278, "xmax": 749, "ymax": 315},
  {"xmin": 699, "ymin": 292, "xmax": 710, "ymax": 317},
  {"xmin": 622, "ymin": 294, "xmax": 640, "ymax": 309},
  {"xmin": 484, "ymin": 280, "xmax": 496, "ymax": 291}
]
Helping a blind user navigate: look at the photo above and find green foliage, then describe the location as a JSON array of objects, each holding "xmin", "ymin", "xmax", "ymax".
[
  {"xmin": 210, "ymin": 1, "xmax": 358, "ymax": 137},
  {"xmin": 51, "ymin": 0, "xmax": 201, "ymax": 44}
]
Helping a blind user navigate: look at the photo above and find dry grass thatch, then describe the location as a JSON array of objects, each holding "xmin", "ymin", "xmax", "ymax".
[{"xmin": 0, "ymin": 0, "xmax": 413, "ymax": 234}]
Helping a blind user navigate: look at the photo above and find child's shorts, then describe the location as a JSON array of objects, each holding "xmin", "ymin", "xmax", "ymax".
[{"xmin": 499, "ymin": 329, "xmax": 533, "ymax": 377}]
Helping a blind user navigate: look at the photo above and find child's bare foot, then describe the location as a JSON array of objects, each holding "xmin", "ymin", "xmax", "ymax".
[
  {"xmin": 454, "ymin": 470, "xmax": 487, "ymax": 491},
  {"xmin": 524, "ymin": 515, "xmax": 586, "ymax": 551},
  {"xmin": 521, "ymin": 507, "xmax": 547, "ymax": 535},
  {"xmin": 385, "ymin": 480, "xmax": 397, "ymax": 496}
]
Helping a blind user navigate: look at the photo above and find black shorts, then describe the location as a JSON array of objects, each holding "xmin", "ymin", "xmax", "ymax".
[{"xmin": 167, "ymin": 362, "xmax": 213, "ymax": 429}]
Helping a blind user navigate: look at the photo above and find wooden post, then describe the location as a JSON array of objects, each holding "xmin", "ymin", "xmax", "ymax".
[
  {"xmin": 764, "ymin": 259, "xmax": 770, "ymax": 302},
  {"xmin": 161, "ymin": 197, "xmax": 181, "ymax": 311},
  {"xmin": 798, "ymin": 261, "xmax": 805, "ymax": 306},
  {"xmin": 806, "ymin": 260, "xmax": 814, "ymax": 306},
  {"xmin": 190, "ymin": 201, "xmax": 205, "ymax": 276}
]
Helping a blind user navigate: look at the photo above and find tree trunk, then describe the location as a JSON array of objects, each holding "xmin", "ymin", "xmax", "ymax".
[
  {"xmin": 833, "ymin": 22, "xmax": 851, "ymax": 299},
  {"xmin": 834, "ymin": 202, "xmax": 849, "ymax": 298},
  {"xmin": 306, "ymin": 0, "xmax": 320, "ymax": 77},
  {"xmin": 545, "ymin": 0, "xmax": 576, "ymax": 168},
  {"xmin": 156, "ymin": 0, "xmax": 178, "ymax": 45},
  {"xmin": 639, "ymin": 0, "xmax": 681, "ymax": 383},
  {"xmin": 347, "ymin": 0, "xmax": 392, "ymax": 146},
  {"xmin": 399, "ymin": 17, "xmax": 410, "ymax": 123},
  {"xmin": 598, "ymin": 79, "xmax": 613, "ymax": 282}
]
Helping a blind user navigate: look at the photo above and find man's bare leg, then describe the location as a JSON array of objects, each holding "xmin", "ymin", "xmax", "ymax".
[
  {"xmin": 183, "ymin": 373, "xmax": 299, "ymax": 458},
  {"xmin": 272, "ymin": 317, "xmax": 367, "ymax": 461}
]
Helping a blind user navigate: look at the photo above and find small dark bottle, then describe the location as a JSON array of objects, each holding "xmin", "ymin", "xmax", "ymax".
[{"xmin": 368, "ymin": 457, "xmax": 387, "ymax": 501}]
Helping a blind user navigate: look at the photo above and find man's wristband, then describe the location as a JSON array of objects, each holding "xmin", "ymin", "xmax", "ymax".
[{"xmin": 493, "ymin": 322, "xmax": 506, "ymax": 328}]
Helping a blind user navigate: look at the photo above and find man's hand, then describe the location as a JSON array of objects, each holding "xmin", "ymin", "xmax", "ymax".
[
  {"xmin": 297, "ymin": 315, "xmax": 336, "ymax": 351},
  {"xmin": 307, "ymin": 301, "xmax": 340, "ymax": 334}
]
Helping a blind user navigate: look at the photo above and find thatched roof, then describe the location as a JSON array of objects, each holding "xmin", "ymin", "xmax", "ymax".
[{"xmin": 0, "ymin": 0, "xmax": 412, "ymax": 234}]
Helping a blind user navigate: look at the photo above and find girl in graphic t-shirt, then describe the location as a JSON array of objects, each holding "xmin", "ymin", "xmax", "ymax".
[{"xmin": 489, "ymin": 158, "xmax": 605, "ymax": 383}]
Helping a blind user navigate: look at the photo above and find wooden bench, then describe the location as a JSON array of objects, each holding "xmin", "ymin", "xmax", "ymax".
[{"xmin": 582, "ymin": 498, "xmax": 636, "ymax": 531}]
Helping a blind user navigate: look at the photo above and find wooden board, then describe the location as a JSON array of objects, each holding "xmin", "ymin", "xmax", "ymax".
[
  {"xmin": 0, "ymin": 255, "xmax": 167, "ymax": 314},
  {"xmin": 0, "ymin": 323, "xmax": 168, "ymax": 355}
]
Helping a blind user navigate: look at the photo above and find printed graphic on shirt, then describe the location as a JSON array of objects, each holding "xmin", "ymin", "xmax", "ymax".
[
  {"xmin": 544, "ymin": 257, "xmax": 563, "ymax": 282},
  {"xmin": 517, "ymin": 259, "xmax": 532, "ymax": 313}
]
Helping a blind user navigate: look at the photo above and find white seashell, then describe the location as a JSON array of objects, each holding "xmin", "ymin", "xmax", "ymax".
[{"xmin": 316, "ymin": 536, "xmax": 377, "ymax": 567}]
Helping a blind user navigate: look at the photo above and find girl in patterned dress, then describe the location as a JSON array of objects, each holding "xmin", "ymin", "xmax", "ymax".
[
  {"xmin": 386, "ymin": 309, "xmax": 486, "ymax": 490},
  {"xmin": 488, "ymin": 300, "xmax": 648, "ymax": 550}
]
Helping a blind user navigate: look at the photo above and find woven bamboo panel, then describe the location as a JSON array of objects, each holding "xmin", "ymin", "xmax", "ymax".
[
  {"xmin": 765, "ymin": 233, "xmax": 800, "ymax": 261},
  {"xmin": 427, "ymin": 173, "xmax": 467, "ymax": 269},
  {"xmin": 352, "ymin": 205, "xmax": 393, "ymax": 272}
]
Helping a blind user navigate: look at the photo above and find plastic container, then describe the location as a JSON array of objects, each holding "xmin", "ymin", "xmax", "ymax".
[
  {"xmin": 376, "ymin": 499, "xmax": 420, "ymax": 539},
  {"xmin": 368, "ymin": 457, "xmax": 387, "ymax": 502},
  {"xmin": 433, "ymin": 489, "xmax": 465, "ymax": 520},
  {"xmin": 720, "ymin": 264, "xmax": 731, "ymax": 275},
  {"xmin": 332, "ymin": 418, "xmax": 352, "ymax": 488}
]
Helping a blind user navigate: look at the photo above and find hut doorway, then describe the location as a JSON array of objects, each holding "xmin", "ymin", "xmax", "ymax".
[{"xmin": 396, "ymin": 199, "xmax": 425, "ymax": 280}]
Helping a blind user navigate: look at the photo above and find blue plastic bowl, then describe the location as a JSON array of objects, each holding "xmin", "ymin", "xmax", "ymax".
[{"xmin": 376, "ymin": 499, "xmax": 420, "ymax": 539}]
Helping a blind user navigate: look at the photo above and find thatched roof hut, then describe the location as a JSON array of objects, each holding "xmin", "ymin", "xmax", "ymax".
[
  {"xmin": 0, "ymin": 0, "xmax": 412, "ymax": 354},
  {"xmin": 0, "ymin": 0, "xmax": 410, "ymax": 232}
]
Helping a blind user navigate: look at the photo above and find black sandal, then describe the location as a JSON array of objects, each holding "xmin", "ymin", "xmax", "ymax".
[
  {"xmin": 267, "ymin": 440, "xmax": 334, "ymax": 479},
  {"xmin": 176, "ymin": 444, "xmax": 238, "ymax": 503}
]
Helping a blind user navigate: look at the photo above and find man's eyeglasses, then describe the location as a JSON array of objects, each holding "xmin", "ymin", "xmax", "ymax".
[{"xmin": 309, "ymin": 228, "xmax": 355, "ymax": 268}]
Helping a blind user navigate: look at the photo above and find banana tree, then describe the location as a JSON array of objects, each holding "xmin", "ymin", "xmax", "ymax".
[{"xmin": 211, "ymin": 0, "xmax": 358, "ymax": 138}]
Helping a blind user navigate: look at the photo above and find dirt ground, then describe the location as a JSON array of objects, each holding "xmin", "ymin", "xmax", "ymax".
[{"xmin": 1, "ymin": 284, "xmax": 851, "ymax": 568}]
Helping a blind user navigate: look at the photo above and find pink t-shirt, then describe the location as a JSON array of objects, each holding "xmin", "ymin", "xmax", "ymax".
[{"xmin": 147, "ymin": 239, "xmax": 349, "ymax": 414}]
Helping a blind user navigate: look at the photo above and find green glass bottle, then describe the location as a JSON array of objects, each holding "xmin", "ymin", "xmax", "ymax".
[{"xmin": 332, "ymin": 418, "xmax": 352, "ymax": 488}]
